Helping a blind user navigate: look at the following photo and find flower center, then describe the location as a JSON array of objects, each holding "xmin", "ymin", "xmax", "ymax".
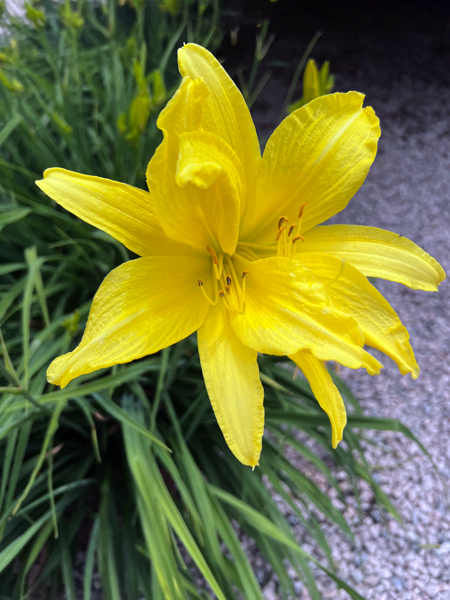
[{"xmin": 197, "ymin": 246, "xmax": 248, "ymax": 313}]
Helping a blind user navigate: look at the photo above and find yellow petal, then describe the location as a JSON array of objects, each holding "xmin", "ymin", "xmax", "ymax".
[
  {"xmin": 175, "ymin": 130, "xmax": 245, "ymax": 254},
  {"xmin": 156, "ymin": 75, "xmax": 209, "ymax": 145},
  {"xmin": 177, "ymin": 43, "xmax": 260, "ymax": 188},
  {"xmin": 301, "ymin": 225, "xmax": 446, "ymax": 291},
  {"xmin": 36, "ymin": 168, "xmax": 193, "ymax": 257},
  {"xmin": 48, "ymin": 255, "xmax": 211, "ymax": 388},
  {"xmin": 198, "ymin": 302, "xmax": 264, "ymax": 467},
  {"xmin": 230, "ymin": 256, "xmax": 382, "ymax": 375},
  {"xmin": 147, "ymin": 78, "xmax": 244, "ymax": 254},
  {"xmin": 289, "ymin": 351, "xmax": 347, "ymax": 448},
  {"xmin": 298, "ymin": 253, "xmax": 419, "ymax": 378},
  {"xmin": 242, "ymin": 92, "xmax": 380, "ymax": 243}
]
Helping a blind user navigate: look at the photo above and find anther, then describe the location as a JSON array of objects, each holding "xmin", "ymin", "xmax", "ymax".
[
  {"xmin": 288, "ymin": 225, "xmax": 296, "ymax": 236},
  {"xmin": 292, "ymin": 235, "xmax": 304, "ymax": 244},
  {"xmin": 298, "ymin": 202, "xmax": 307, "ymax": 219},
  {"xmin": 219, "ymin": 290, "xmax": 225, "ymax": 298},
  {"xmin": 242, "ymin": 270, "xmax": 249, "ymax": 278},
  {"xmin": 206, "ymin": 246, "xmax": 218, "ymax": 264},
  {"xmin": 278, "ymin": 216, "xmax": 289, "ymax": 229},
  {"xmin": 198, "ymin": 278, "xmax": 218, "ymax": 306},
  {"xmin": 276, "ymin": 226, "xmax": 286, "ymax": 241},
  {"xmin": 226, "ymin": 276, "xmax": 232, "ymax": 286}
]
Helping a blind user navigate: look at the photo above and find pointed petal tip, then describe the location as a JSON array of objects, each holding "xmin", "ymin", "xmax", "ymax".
[
  {"xmin": 229, "ymin": 437, "xmax": 262, "ymax": 468},
  {"xmin": 331, "ymin": 436, "xmax": 341, "ymax": 450},
  {"xmin": 47, "ymin": 355, "xmax": 70, "ymax": 388},
  {"xmin": 240, "ymin": 450, "xmax": 261, "ymax": 469},
  {"xmin": 331, "ymin": 410, "xmax": 347, "ymax": 449}
]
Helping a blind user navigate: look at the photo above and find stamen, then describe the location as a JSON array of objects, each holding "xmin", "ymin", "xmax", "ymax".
[
  {"xmin": 197, "ymin": 278, "xmax": 218, "ymax": 306},
  {"xmin": 206, "ymin": 246, "xmax": 218, "ymax": 264},
  {"xmin": 206, "ymin": 246, "xmax": 223, "ymax": 280},
  {"xmin": 241, "ymin": 271, "xmax": 248, "ymax": 310},
  {"xmin": 292, "ymin": 202, "xmax": 308, "ymax": 247},
  {"xmin": 288, "ymin": 225, "xmax": 296, "ymax": 236},
  {"xmin": 226, "ymin": 276, "xmax": 232, "ymax": 286},
  {"xmin": 292, "ymin": 235, "xmax": 304, "ymax": 244},
  {"xmin": 278, "ymin": 216, "xmax": 289, "ymax": 229},
  {"xmin": 275, "ymin": 226, "xmax": 286, "ymax": 241},
  {"xmin": 291, "ymin": 235, "xmax": 304, "ymax": 257},
  {"xmin": 219, "ymin": 289, "xmax": 233, "ymax": 311},
  {"xmin": 225, "ymin": 257, "xmax": 243, "ymax": 299}
]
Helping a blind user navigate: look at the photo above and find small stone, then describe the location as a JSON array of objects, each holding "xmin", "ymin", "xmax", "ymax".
[
  {"xmin": 350, "ymin": 569, "xmax": 363, "ymax": 585},
  {"xmin": 262, "ymin": 581, "xmax": 277, "ymax": 600},
  {"xmin": 392, "ymin": 577, "xmax": 404, "ymax": 591},
  {"xmin": 436, "ymin": 541, "xmax": 450, "ymax": 555},
  {"xmin": 379, "ymin": 568, "xmax": 392, "ymax": 579},
  {"xmin": 365, "ymin": 574, "xmax": 379, "ymax": 587},
  {"xmin": 370, "ymin": 509, "xmax": 382, "ymax": 523},
  {"xmin": 293, "ymin": 581, "xmax": 303, "ymax": 595}
]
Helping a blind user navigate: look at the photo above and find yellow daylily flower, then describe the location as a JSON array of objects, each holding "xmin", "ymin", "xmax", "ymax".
[{"xmin": 36, "ymin": 44, "xmax": 445, "ymax": 468}]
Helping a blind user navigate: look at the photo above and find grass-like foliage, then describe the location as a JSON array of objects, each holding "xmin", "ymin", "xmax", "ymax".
[{"xmin": 0, "ymin": 2, "xmax": 428, "ymax": 598}]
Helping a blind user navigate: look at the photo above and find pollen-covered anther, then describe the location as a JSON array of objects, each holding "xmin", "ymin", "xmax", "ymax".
[
  {"xmin": 197, "ymin": 279, "xmax": 204, "ymax": 286},
  {"xmin": 206, "ymin": 245, "xmax": 218, "ymax": 264},
  {"xmin": 288, "ymin": 225, "xmax": 296, "ymax": 237},
  {"xmin": 242, "ymin": 270, "xmax": 249, "ymax": 278},
  {"xmin": 278, "ymin": 216, "xmax": 289, "ymax": 229},
  {"xmin": 226, "ymin": 276, "xmax": 232, "ymax": 286},
  {"xmin": 292, "ymin": 235, "xmax": 304, "ymax": 244},
  {"xmin": 298, "ymin": 202, "xmax": 307, "ymax": 219},
  {"xmin": 275, "ymin": 226, "xmax": 287, "ymax": 242},
  {"xmin": 290, "ymin": 202, "xmax": 308, "ymax": 246}
]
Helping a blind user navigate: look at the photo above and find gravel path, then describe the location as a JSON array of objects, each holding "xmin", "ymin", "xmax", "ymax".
[{"xmin": 225, "ymin": 1, "xmax": 450, "ymax": 598}]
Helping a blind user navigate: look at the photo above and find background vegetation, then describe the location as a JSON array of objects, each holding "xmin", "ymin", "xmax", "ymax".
[{"xmin": 0, "ymin": 1, "xmax": 428, "ymax": 598}]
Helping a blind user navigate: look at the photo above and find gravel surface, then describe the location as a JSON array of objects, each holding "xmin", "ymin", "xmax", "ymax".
[{"xmin": 227, "ymin": 1, "xmax": 450, "ymax": 598}]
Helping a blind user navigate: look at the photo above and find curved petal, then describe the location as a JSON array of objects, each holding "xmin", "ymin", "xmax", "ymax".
[
  {"xmin": 36, "ymin": 168, "xmax": 194, "ymax": 257},
  {"xmin": 230, "ymin": 256, "xmax": 382, "ymax": 375},
  {"xmin": 298, "ymin": 253, "xmax": 419, "ymax": 378},
  {"xmin": 147, "ymin": 78, "xmax": 244, "ymax": 254},
  {"xmin": 175, "ymin": 130, "xmax": 245, "ymax": 254},
  {"xmin": 301, "ymin": 225, "xmax": 446, "ymax": 291},
  {"xmin": 48, "ymin": 256, "xmax": 211, "ymax": 388},
  {"xmin": 289, "ymin": 351, "xmax": 347, "ymax": 448},
  {"xmin": 198, "ymin": 303, "xmax": 264, "ymax": 467},
  {"xmin": 242, "ymin": 92, "xmax": 380, "ymax": 243},
  {"xmin": 177, "ymin": 43, "xmax": 260, "ymax": 188}
]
